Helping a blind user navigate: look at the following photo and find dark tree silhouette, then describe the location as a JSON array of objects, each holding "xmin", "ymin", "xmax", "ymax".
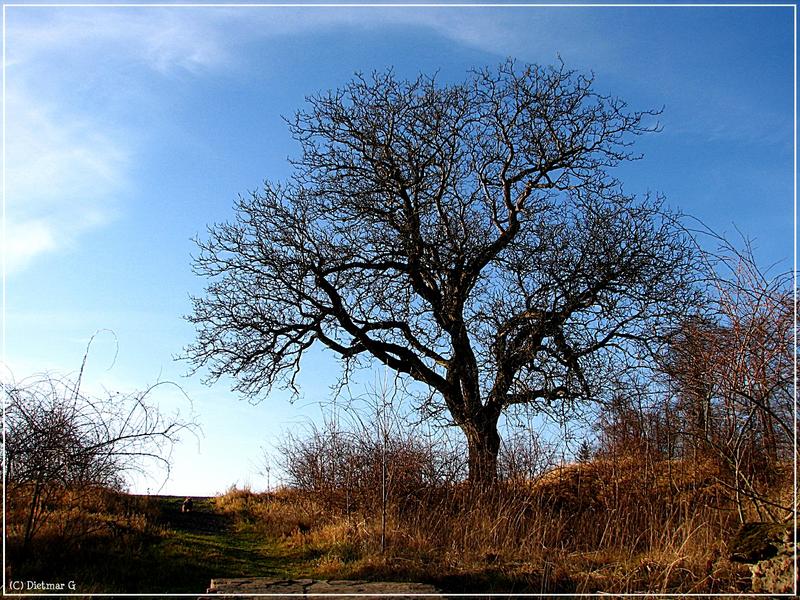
[{"xmin": 187, "ymin": 60, "xmax": 699, "ymax": 484}]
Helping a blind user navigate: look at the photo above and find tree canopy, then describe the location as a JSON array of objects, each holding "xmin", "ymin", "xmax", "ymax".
[{"xmin": 187, "ymin": 60, "xmax": 701, "ymax": 483}]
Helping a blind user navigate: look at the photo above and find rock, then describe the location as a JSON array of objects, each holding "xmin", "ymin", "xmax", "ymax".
[
  {"xmin": 203, "ymin": 578, "xmax": 314, "ymax": 595},
  {"xmin": 728, "ymin": 522, "xmax": 798, "ymax": 594},
  {"xmin": 308, "ymin": 580, "xmax": 442, "ymax": 598},
  {"xmin": 728, "ymin": 522, "xmax": 788, "ymax": 563},
  {"xmin": 750, "ymin": 526, "xmax": 798, "ymax": 594},
  {"xmin": 200, "ymin": 578, "xmax": 443, "ymax": 599}
]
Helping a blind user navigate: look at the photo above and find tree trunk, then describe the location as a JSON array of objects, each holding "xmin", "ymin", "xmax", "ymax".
[{"xmin": 464, "ymin": 414, "xmax": 501, "ymax": 486}]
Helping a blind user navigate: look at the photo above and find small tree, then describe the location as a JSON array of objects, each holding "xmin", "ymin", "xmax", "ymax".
[
  {"xmin": 187, "ymin": 60, "xmax": 700, "ymax": 485},
  {"xmin": 576, "ymin": 439, "xmax": 593, "ymax": 464}
]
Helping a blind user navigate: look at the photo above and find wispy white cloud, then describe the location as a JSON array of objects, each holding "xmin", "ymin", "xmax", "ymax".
[
  {"xmin": 4, "ymin": 8, "xmax": 239, "ymax": 274},
  {"xmin": 6, "ymin": 8, "xmax": 233, "ymax": 74},
  {"xmin": 404, "ymin": 9, "xmax": 611, "ymax": 66},
  {"xmin": 4, "ymin": 219, "xmax": 58, "ymax": 274},
  {"xmin": 1, "ymin": 6, "xmax": 623, "ymax": 275},
  {"xmin": 4, "ymin": 85, "xmax": 129, "ymax": 274},
  {"xmin": 253, "ymin": 7, "xmax": 617, "ymax": 67}
]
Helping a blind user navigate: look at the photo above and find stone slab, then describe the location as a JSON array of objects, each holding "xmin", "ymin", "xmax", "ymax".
[
  {"xmin": 201, "ymin": 578, "xmax": 443, "ymax": 598},
  {"xmin": 308, "ymin": 579, "xmax": 442, "ymax": 597}
]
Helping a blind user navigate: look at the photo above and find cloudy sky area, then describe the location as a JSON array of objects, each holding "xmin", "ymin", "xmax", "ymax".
[{"xmin": 4, "ymin": 2, "xmax": 794, "ymax": 495}]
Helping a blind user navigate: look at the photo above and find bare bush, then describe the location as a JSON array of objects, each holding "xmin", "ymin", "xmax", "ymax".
[
  {"xmin": 3, "ymin": 366, "xmax": 195, "ymax": 549},
  {"xmin": 660, "ymin": 235, "xmax": 794, "ymax": 521},
  {"xmin": 276, "ymin": 395, "xmax": 464, "ymax": 514}
]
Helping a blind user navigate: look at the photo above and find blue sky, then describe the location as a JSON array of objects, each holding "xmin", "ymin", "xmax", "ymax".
[{"xmin": 3, "ymin": 2, "xmax": 795, "ymax": 495}]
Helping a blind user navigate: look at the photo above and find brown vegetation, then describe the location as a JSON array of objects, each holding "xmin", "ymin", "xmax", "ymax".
[
  {"xmin": 4, "ymin": 485, "xmax": 164, "ymax": 591},
  {"xmin": 4, "ymin": 363, "xmax": 195, "ymax": 552},
  {"xmin": 3, "ymin": 355, "xmax": 197, "ymax": 591},
  {"xmin": 214, "ymin": 457, "xmax": 771, "ymax": 593},
  {"xmin": 216, "ymin": 423, "xmax": 792, "ymax": 594},
  {"xmin": 237, "ymin": 242, "xmax": 795, "ymax": 593}
]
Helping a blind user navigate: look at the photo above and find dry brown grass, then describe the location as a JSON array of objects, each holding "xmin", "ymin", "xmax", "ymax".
[
  {"xmin": 214, "ymin": 453, "xmax": 771, "ymax": 593},
  {"xmin": 215, "ymin": 485, "xmax": 330, "ymax": 537},
  {"xmin": 5, "ymin": 485, "xmax": 167, "ymax": 592},
  {"xmin": 6, "ymin": 485, "xmax": 163, "ymax": 550}
]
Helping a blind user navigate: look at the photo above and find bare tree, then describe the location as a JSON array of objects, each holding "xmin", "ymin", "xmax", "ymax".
[
  {"xmin": 3, "ymin": 368, "xmax": 195, "ymax": 548},
  {"xmin": 187, "ymin": 60, "xmax": 700, "ymax": 484},
  {"xmin": 661, "ymin": 235, "xmax": 794, "ymax": 520}
]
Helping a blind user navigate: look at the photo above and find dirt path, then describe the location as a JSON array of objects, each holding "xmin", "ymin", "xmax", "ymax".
[
  {"xmin": 146, "ymin": 496, "xmax": 303, "ymax": 593},
  {"xmin": 158, "ymin": 497, "xmax": 232, "ymax": 535}
]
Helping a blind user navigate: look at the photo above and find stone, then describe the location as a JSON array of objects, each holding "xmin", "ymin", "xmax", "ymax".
[
  {"xmin": 728, "ymin": 522, "xmax": 798, "ymax": 594},
  {"xmin": 749, "ymin": 526, "xmax": 798, "ymax": 594},
  {"xmin": 200, "ymin": 578, "xmax": 443, "ymax": 599},
  {"xmin": 201, "ymin": 578, "xmax": 313, "ymax": 597},
  {"xmin": 728, "ymin": 522, "xmax": 788, "ymax": 563},
  {"xmin": 308, "ymin": 580, "xmax": 442, "ymax": 598}
]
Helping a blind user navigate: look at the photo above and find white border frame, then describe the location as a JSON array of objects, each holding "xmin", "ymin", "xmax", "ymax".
[{"xmin": 1, "ymin": 1, "xmax": 796, "ymax": 597}]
